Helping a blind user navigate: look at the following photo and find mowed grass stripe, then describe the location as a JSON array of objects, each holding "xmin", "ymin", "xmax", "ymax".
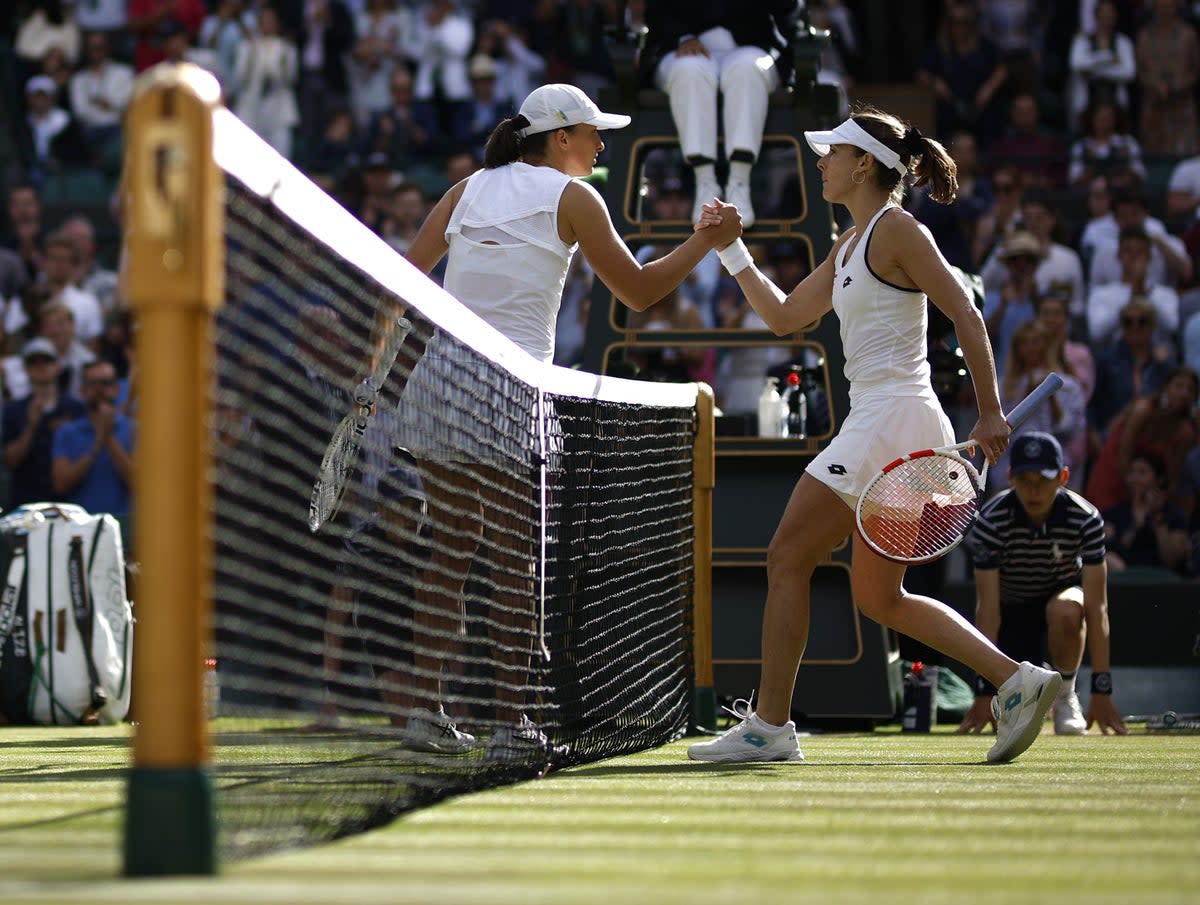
[{"xmin": 0, "ymin": 728, "xmax": 1197, "ymax": 904}]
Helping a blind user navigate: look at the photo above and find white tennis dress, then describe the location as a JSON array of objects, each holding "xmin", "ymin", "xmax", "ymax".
[
  {"xmin": 807, "ymin": 203, "xmax": 955, "ymax": 507},
  {"xmin": 394, "ymin": 162, "xmax": 577, "ymax": 462}
]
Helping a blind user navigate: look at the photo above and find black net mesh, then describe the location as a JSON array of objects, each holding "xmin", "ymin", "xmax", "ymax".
[{"xmin": 209, "ymin": 121, "xmax": 697, "ymax": 859}]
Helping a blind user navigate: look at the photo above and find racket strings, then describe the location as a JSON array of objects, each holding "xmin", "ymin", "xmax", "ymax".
[{"xmin": 859, "ymin": 455, "xmax": 979, "ymax": 561}]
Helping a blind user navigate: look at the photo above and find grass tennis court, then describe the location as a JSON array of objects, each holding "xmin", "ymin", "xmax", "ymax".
[{"xmin": 2, "ymin": 723, "xmax": 1197, "ymax": 905}]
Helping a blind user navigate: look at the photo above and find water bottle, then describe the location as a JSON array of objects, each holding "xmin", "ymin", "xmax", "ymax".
[
  {"xmin": 204, "ymin": 657, "xmax": 220, "ymax": 721},
  {"xmin": 901, "ymin": 661, "xmax": 938, "ymax": 732},
  {"xmin": 781, "ymin": 369, "xmax": 807, "ymax": 439},
  {"xmin": 757, "ymin": 377, "xmax": 785, "ymax": 437}
]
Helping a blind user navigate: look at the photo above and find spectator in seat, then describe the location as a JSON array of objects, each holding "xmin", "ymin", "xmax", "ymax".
[
  {"xmin": 1088, "ymin": 298, "xmax": 1177, "ymax": 438},
  {"xmin": 981, "ymin": 191, "xmax": 1085, "ymax": 326},
  {"xmin": 1066, "ymin": 0, "xmax": 1136, "ymax": 134},
  {"xmin": 232, "ymin": 5, "xmax": 300, "ymax": 160},
  {"xmin": 35, "ymin": 234, "xmax": 103, "ymax": 348},
  {"xmin": 982, "ymin": 229, "xmax": 1043, "ymax": 373},
  {"xmin": 69, "ymin": 31, "xmax": 134, "ymax": 176},
  {"xmin": 50, "ymin": 358, "xmax": 134, "ymax": 518},
  {"xmin": 915, "ymin": 1, "xmax": 1009, "ymax": 146},
  {"xmin": 126, "ymin": 0, "xmax": 206, "ymax": 72},
  {"xmin": 1067, "ymin": 99, "xmax": 1145, "ymax": 192},
  {"xmin": 1085, "ymin": 227, "xmax": 1180, "ymax": 353},
  {"xmin": 405, "ymin": 0, "xmax": 474, "ymax": 157},
  {"xmin": 987, "ymin": 91, "xmax": 1068, "ymax": 191},
  {"xmin": 1135, "ymin": 0, "xmax": 1200, "ymax": 157},
  {"xmin": 2, "ymin": 337, "xmax": 86, "ymax": 508},
  {"xmin": 57, "ymin": 215, "xmax": 119, "ymax": 317},
  {"xmin": 1088, "ymin": 364, "xmax": 1199, "ymax": 512},
  {"xmin": 1087, "ymin": 188, "xmax": 1192, "ymax": 291},
  {"xmin": 32, "ymin": 299, "xmax": 96, "ymax": 399},
  {"xmin": 19, "ymin": 74, "xmax": 90, "ymax": 187},
  {"xmin": 1103, "ymin": 450, "xmax": 1192, "ymax": 575}
]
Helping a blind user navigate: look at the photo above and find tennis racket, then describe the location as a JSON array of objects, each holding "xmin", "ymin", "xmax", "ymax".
[
  {"xmin": 1125, "ymin": 711, "xmax": 1200, "ymax": 732},
  {"xmin": 855, "ymin": 372, "xmax": 1064, "ymax": 564},
  {"xmin": 308, "ymin": 316, "xmax": 412, "ymax": 533}
]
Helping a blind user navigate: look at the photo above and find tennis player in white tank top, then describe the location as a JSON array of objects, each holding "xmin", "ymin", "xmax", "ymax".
[
  {"xmin": 689, "ymin": 109, "xmax": 1065, "ymax": 766},
  {"xmin": 363, "ymin": 84, "xmax": 742, "ymax": 760}
]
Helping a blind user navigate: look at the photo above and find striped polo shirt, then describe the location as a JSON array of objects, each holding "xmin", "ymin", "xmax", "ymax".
[{"xmin": 969, "ymin": 488, "xmax": 1107, "ymax": 604}]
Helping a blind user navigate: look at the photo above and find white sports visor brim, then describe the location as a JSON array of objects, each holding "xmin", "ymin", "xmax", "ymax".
[{"xmin": 804, "ymin": 119, "xmax": 907, "ymax": 176}]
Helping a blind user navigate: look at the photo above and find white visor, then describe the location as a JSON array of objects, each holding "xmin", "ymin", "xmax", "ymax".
[{"xmin": 804, "ymin": 119, "xmax": 907, "ymax": 176}]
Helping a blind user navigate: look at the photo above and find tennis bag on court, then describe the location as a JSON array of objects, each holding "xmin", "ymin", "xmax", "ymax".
[{"xmin": 0, "ymin": 503, "xmax": 133, "ymax": 725}]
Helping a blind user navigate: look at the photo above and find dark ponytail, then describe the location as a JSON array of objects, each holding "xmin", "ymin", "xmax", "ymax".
[
  {"xmin": 483, "ymin": 116, "xmax": 526, "ymax": 168},
  {"xmin": 483, "ymin": 114, "xmax": 562, "ymax": 168},
  {"xmin": 851, "ymin": 106, "xmax": 959, "ymax": 205}
]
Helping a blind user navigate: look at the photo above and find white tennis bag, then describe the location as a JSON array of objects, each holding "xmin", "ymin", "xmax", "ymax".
[{"xmin": 0, "ymin": 503, "xmax": 133, "ymax": 725}]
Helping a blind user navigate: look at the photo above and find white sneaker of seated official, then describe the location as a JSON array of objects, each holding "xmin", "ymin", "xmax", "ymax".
[
  {"xmin": 687, "ymin": 699, "xmax": 804, "ymax": 763},
  {"xmin": 1053, "ymin": 686, "xmax": 1088, "ymax": 735},
  {"xmin": 725, "ymin": 179, "xmax": 755, "ymax": 228},
  {"xmin": 987, "ymin": 662, "xmax": 1063, "ymax": 762},
  {"xmin": 692, "ymin": 180, "xmax": 723, "ymax": 224},
  {"xmin": 402, "ymin": 706, "xmax": 476, "ymax": 754}
]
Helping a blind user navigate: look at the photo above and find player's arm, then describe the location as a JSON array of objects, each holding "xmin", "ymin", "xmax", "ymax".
[
  {"xmin": 1081, "ymin": 560, "xmax": 1127, "ymax": 735},
  {"xmin": 889, "ymin": 215, "xmax": 1007, "ymax": 462},
  {"xmin": 957, "ymin": 567, "xmax": 1001, "ymax": 734},
  {"xmin": 564, "ymin": 181, "xmax": 738, "ymax": 312},
  {"xmin": 713, "ymin": 226, "xmax": 843, "ymax": 336}
]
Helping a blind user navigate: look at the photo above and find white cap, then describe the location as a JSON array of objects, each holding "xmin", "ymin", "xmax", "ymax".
[
  {"xmin": 803, "ymin": 118, "xmax": 907, "ymax": 176},
  {"xmin": 517, "ymin": 84, "xmax": 630, "ymax": 139},
  {"xmin": 26, "ymin": 74, "xmax": 56, "ymax": 96}
]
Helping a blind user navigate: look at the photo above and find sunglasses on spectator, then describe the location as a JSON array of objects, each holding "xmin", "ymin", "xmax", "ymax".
[
  {"xmin": 1121, "ymin": 316, "xmax": 1151, "ymax": 327},
  {"xmin": 994, "ymin": 182, "xmax": 1016, "ymax": 192},
  {"xmin": 85, "ymin": 377, "xmax": 119, "ymax": 386}
]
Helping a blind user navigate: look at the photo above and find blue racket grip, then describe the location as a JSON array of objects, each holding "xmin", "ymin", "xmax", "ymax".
[{"xmin": 1005, "ymin": 372, "xmax": 1063, "ymax": 430}]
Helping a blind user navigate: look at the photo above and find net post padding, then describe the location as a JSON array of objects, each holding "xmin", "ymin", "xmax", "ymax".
[{"xmin": 122, "ymin": 62, "xmax": 221, "ymax": 877}]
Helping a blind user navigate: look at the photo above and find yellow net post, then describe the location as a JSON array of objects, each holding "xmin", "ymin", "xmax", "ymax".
[
  {"xmin": 692, "ymin": 384, "xmax": 716, "ymax": 729},
  {"xmin": 121, "ymin": 63, "xmax": 223, "ymax": 876}
]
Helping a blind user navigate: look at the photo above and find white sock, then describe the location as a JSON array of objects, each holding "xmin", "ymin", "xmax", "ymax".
[
  {"xmin": 728, "ymin": 160, "xmax": 752, "ymax": 186},
  {"xmin": 753, "ymin": 713, "xmax": 787, "ymax": 732},
  {"xmin": 1058, "ymin": 672, "xmax": 1076, "ymax": 695},
  {"xmin": 692, "ymin": 162, "xmax": 718, "ymax": 187}
]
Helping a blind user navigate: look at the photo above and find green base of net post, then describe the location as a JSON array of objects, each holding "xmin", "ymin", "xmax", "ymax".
[
  {"xmin": 692, "ymin": 686, "xmax": 717, "ymax": 732},
  {"xmin": 124, "ymin": 767, "xmax": 216, "ymax": 876}
]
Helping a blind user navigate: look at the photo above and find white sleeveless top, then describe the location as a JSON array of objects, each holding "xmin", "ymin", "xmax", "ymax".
[
  {"xmin": 831, "ymin": 203, "xmax": 934, "ymax": 404},
  {"xmin": 443, "ymin": 162, "xmax": 578, "ymax": 362}
]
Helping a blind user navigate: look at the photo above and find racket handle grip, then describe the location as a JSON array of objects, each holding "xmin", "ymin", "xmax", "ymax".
[{"xmin": 1005, "ymin": 372, "xmax": 1063, "ymax": 430}]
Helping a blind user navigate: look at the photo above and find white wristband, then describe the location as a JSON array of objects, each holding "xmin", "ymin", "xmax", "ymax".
[{"xmin": 718, "ymin": 238, "xmax": 753, "ymax": 276}]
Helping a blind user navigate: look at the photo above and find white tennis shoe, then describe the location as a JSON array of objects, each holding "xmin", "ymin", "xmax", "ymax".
[
  {"xmin": 687, "ymin": 700, "xmax": 804, "ymax": 763},
  {"xmin": 1053, "ymin": 685, "xmax": 1088, "ymax": 735},
  {"xmin": 485, "ymin": 715, "xmax": 568, "ymax": 765},
  {"xmin": 402, "ymin": 707, "xmax": 476, "ymax": 754},
  {"xmin": 987, "ymin": 662, "xmax": 1063, "ymax": 762},
  {"xmin": 726, "ymin": 180, "xmax": 755, "ymax": 228}
]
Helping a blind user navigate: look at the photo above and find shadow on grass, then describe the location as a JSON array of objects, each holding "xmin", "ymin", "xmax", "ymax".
[
  {"xmin": 0, "ymin": 735, "xmax": 128, "ymax": 749},
  {"xmin": 570, "ymin": 758, "xmax": 987, "ymax": 778}
]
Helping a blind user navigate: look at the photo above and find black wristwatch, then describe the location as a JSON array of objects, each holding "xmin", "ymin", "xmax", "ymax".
[{"xmin": 1090, "ymin": 671, "xmax": 1113, "ymax": 695}]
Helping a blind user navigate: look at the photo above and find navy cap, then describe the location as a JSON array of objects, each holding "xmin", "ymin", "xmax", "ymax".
[{"xmin": 1009, "ymin": 431, "xmax": 1063, "ymax": 479}]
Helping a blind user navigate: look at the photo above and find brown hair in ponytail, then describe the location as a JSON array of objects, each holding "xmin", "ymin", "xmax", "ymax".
[
  {"xmin": 848, "ymin": 105, "xmax": 959, "ymax": 205},
  {"xmin": 483, "ymin": 114, "xmax": 563, "ymax": 168}
]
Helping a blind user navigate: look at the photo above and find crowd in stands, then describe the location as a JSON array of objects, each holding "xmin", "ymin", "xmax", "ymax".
[{"xmin": 3, "ymin": 0, "xmax": 1200, "ymax": 579}]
